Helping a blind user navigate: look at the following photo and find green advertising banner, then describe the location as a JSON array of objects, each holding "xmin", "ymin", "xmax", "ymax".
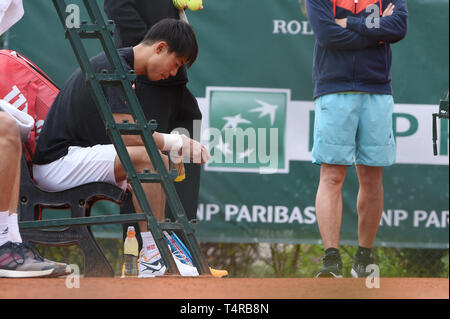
[{"xmin": 4, "ymin": 0, "xmax": 449, "ymax": 248}]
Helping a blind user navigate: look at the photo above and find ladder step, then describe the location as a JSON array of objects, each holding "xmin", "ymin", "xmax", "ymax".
[
  {"xmin": 107, "ymin": 122, "xmax": 158, "ymax": 134},
  {"xmin": 96, "ymin": 72, "xmax": 136, "ymax": 83},
  {"xmin": 19, "ymin": 215, "xmax": 194, "ymax": 231},
  {"xmin": 128, "ymin": 171, "xmax": 179, "ymax": 183},
  {"xmin": 158, "ymin": 221, "xmax": 189, "ymax": 231},
  {"xmin": 19, "ymin": 213, "xmax": 147, "ymax": 229},
  {"xmin": 113, "ymin": 123, "xmax": 142, "ymax": 135},
  {"xmin": 65, "ymin": 21, "xmax": 115, "ymax": 39},
  {"xmin": 133, "ymin": 172, "xmax": 162, "ymax": 183}
]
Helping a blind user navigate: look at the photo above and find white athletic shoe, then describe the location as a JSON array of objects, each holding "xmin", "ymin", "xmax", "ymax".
[{"xmin": 138, "ymin": 250, "xmax": 166, "ymax": 278}]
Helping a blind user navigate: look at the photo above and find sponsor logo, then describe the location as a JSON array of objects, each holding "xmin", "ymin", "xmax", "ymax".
[
  {"xmin": 204, "ymin": 87, "xmax": 289, "ymax": 174},
  {"xmin": 0, "ymin": 227, "xmax": 8, "ymax": 235},
  {"xmin": 272, "ymin": 0, "xmax": 313, "ymax": 36},
  {"xmin": 140, "ymin": 260, "xmax": 164, "ymax": 272}
]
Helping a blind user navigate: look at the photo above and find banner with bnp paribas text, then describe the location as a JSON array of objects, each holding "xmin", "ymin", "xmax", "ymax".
[{"xmin": 6, "ymin": 0, "xmax": 449, "ymax": 248}]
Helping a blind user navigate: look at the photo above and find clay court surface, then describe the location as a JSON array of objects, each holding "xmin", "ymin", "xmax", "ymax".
[{"xmin": 0, "ymin": 277, "xmax": 447, "ymax": 299}]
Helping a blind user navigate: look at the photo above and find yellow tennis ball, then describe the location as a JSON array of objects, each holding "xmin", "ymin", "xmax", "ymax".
[
  {"xmin": 187, "ymin": 0, "xmax": 203, "ymax": 11},
  {"xmin": 173, "ymin": 0, "xmax": 187, "ymax": 10}
]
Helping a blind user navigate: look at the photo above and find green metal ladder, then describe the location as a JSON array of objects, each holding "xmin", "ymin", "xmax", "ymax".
[{"xmin": 20, "ymin": 0, "xmax": 210, "ymax": 276}]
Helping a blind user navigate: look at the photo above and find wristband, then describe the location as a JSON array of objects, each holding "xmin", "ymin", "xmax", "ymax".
[{"xmin": 161, "ymin": 132, "xmax": 183, "ymax": 152}]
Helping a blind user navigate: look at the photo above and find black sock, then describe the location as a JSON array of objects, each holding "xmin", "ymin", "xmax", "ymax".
[
  {"xmin": 325, "ymin": 247, "xmax": 340, "ymax": 256},
  {"xmin": 356, "ymin": 246, "xmax": 372, "ymax": 259}
]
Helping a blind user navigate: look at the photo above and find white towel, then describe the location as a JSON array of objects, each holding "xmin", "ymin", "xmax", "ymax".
[
  {"xmin": 0, "ymin": 0, "xmax": 24, "ymax": 36},
  {"xmin": 0, "ymin": 99, "xmax": 34, "ymax": 141}
]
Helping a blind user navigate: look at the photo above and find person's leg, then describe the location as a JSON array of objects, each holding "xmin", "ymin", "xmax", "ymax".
[
  {"xmin": 312, "ymin": 93, "xmax": 360, "ymax": 250},
  {"xmin": 355, "ymin": 94, "xmax": 394, "ymax": 243},
  {"xmin": 314, "ymin": 164, "xmax": 347, "ymax": 278},
  {"xmin": 0, "ymin": 113, "xmax": 21, "ymax": 246},
  {"xmin": 351, "ymin": 94, "xmax": 395, "ymax": 277},
  {"xmin": 114, "ymin": 145, "xmax": 168, "ymax": 232},
  {"xmin": 356, "ymin": 165, "xmax": 384, "ymax": 248},
  {"xmin": 0, "ymin": 113, "xmax": 20, "ymax": 211},
  {"xmin": 0, "ymin": 114, "xmax": 60, "ymax": 277},
  {"xmin": 315, "ymin": 163, "xmax": 347, "ymax": 251},
  {"xmin": 350, "ymin": 165, "xmax": 384, "ymax": 277},
  {"xmin": 311, "ymin": 93, "xmax": 361, "ymax": 277},
  {"xmin": 114, "ymin": 145, "xmax": 199, "ymax": 277},
  {"xmin": 7, "ymin": 145, "xmax": 22, "ymax": 243}
]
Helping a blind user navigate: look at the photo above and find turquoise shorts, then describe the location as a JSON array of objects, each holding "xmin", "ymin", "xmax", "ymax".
[{"xmin": 312, "ymin": 93, "xmax": 396, "ymax": 167}]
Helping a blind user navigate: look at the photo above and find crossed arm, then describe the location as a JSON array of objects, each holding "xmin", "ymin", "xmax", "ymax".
[
  {"xmin": 336, "ymin": 1, "xmax": 408, "ymax": 44},
  {"xmin": 306, "ymin": 0, "xmax": 407, "ymax": 50}
]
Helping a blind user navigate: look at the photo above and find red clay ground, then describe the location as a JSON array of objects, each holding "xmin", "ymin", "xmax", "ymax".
[{"xmin": 0, "ymin": 277, "xmax": 447, "ymax": 299}]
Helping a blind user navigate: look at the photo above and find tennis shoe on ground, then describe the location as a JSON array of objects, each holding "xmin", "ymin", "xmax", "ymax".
[
  {"xmin": 316, "ymin": 252, "xmax": 343, "ymax": 278},
  {"xmin": 351, "ymin": 253, "xmax": 376, "ymax": 278},
  {"xmin": 0, "ymin": 241, "xmax": 57, "ymax": 278},
  {"xmin": 19, "ymin": 242, "xmax": 71, "ymax": 277}
]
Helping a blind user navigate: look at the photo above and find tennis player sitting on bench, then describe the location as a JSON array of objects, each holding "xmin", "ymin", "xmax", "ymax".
[{"xmin": 32, "ymin": 18, "xmax": 210, "ymax": 278}]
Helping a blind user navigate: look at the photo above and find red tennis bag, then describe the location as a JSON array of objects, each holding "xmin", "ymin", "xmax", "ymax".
[{"xmin": 0, "ymin": 49, "xmax": 59, "ymax": 165}]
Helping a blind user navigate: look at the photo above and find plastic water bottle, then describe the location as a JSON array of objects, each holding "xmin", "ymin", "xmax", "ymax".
[{"xmin": 121, "ymin": 226, "xmax": 138, "ymax": 278}]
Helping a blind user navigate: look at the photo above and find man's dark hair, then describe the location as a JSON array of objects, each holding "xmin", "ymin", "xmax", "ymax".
[{"xmin": 141, "ymin": 18, "xmax": 198, "ymax": 68}]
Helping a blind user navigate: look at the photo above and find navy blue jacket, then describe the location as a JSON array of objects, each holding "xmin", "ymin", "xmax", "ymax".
[{"xmin": 305, "ymin": 0, "xmax": 408, "ymax": 98}]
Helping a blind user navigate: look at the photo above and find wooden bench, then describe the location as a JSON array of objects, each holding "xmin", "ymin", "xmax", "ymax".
[{"xmin": 18, "ymin": 155, "xmax": 126, "ymax": 277}]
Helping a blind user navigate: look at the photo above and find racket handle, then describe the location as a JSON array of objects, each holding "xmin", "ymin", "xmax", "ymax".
[{"xmin": 179, "ymin": 9, "xmax": 189, "ymax": 24}]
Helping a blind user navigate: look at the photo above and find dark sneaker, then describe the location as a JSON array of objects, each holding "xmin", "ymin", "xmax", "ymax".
[
  {"xmin": 351, "ymin": 253, "xmax": 375, "ymax": 278},
  {"xmin": 0, "ymin": 241, "xmax": 57, "ymax": 278},
  {"xmin": 316, "ymin": 253, "xmax": 343, "ymax": 278},
  {"xmin": 19, "ymin": 242, "xmax": 72, "ymax": 277}
]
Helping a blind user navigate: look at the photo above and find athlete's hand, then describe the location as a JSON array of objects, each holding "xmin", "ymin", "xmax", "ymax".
[
  {"xmin": 180, "ymin": 134, "xmax": 210, "ymax": 164},
  {"xmin": 335, "ymin": 18, "xmax": 347, "ymax": 28},
  {"xmin": 382, "ymin": 3, "xmax": 395, "ymax": 17}
]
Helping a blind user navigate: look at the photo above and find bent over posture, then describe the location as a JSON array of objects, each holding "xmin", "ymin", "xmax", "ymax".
[{"xmin": 32, "ymin": 19, "xmax": 210, "ymax": 278}]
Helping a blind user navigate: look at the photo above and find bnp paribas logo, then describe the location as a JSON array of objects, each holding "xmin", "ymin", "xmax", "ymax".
[{"xmin": 203, "ymin": 87, "xmax": 289, "ymax": 174}]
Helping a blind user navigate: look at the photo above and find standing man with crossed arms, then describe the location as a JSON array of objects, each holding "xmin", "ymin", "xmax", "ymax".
[{"xmin": 305, "ymin": 0, "xmax": 408, "ymax": 277}]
